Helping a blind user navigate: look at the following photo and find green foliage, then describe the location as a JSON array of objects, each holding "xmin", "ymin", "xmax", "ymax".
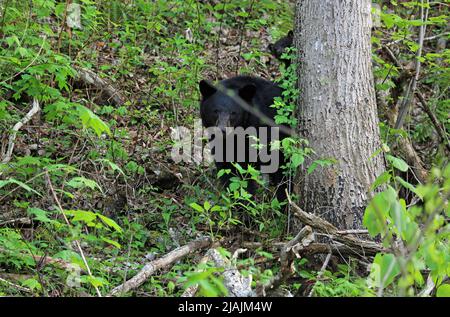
[{"xmin": 364, "ymin": 163, "xmax": 450, "ymax": 296}]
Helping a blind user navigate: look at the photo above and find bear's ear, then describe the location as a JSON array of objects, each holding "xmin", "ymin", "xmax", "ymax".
[
  {"xmin": 238, "ymin": 84, "xmax": 256, "ymax": 103},
  {"xmin": 199, "ymin": 80, "xmax": 216, "ymax": 99},
  {"xmin": 288, "ymin": 30, "xmax": 293, "ymax": 37}
]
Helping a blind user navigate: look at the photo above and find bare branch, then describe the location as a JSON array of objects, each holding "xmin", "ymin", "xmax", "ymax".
[
  {"xmin": 75, "ymin": 67, "xmax": 125, "ymax": 106},
  {"xmin": 395, "ymin": 0, "xmax": 430, "ymax": 129},
  {"xmin": 109, "ymin": 237, "xmax": 212, "ymax": 296},
  {"xmin": 1, "ymin": 98, "xmax": 40, "ymax": 164}
]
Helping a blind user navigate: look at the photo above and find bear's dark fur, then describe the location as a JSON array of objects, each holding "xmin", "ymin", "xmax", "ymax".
[
  {"xmin": 199, "ymin": 76, "xmax": 287, "ymax": 203},
  {"xmin": 268, "ymin": 30, "xmax": 293, "ymax": 67}
]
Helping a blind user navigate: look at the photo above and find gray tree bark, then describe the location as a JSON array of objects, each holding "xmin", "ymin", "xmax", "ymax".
[{"xmin": 294, "ymin": 0, "xmax": 386, "ymax": 229}]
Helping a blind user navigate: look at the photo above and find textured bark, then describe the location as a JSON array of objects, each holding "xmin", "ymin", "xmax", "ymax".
[{"xmin": 294, "ymin": 0, "xmax": 386, "ymax": 229}]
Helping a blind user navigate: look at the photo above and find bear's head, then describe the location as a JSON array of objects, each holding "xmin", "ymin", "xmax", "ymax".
[
  {"xmin": 268, "ymin": 30, "xmax": 293, "ymax": 61},
  {"xmin": 199, "ymin": 80, "xmax": 256, "ymax": 132}
]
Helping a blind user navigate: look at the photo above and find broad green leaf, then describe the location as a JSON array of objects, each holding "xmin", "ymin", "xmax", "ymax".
[
  {"xmin": 370, "ymin": 171, "xmax": 392, "ymax": 191},
  {"xmin": 97, "ymin": 214, "xmax": 123, "ymax": 233},
  {"xmin": 66, "ymin": 177, "xmax": 103, "ymax": 193},
  {"xmin": 389, "ymin": 199, "xmax": 408, "ymax": 236},
  {"xmin": 77, "ymin": 105, "xmax": 111, "ymax": 137},
  {"xmin": 386, "ymin": 154, "xmax": 409, "ymax": 172},
  {"xmin": 27, "ymin": 207, "xmax": 57, "ymax": 224},
  {"xmin": 189, "ymin": 202, "xmax": 204, "ymax": 213},
  {"xmin": 363, "ymin": 187, "xmax": 396, "ymax": 237},
  {"xmin": 436, "ymin": 284, "xmax": 450, "ymax": 297},
  {"xmin": 100, "ymin": 237, "xmax": 121, "ymax": 249},
  {"xmin": 65, "ymin": 210, "xmax": 97, "ymax": 225},
  {"xmin": 395, "ymin": 176, "xmax": 422, "ymax": 199},
  {"xmin": 371, "ymin": 253, "xmax": 400, "ymax": 289},
  {"xmin": 0, "ymin": 178, "xmax": 41, "ymax": 196}
]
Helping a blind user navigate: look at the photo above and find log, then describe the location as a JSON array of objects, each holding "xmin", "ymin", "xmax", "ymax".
[
  {"xmin": 286, "ymin": 192, "xmax": 386, "ymax": 255},
  {"xmin": 109, "ymin": 237, "xmax": 212, "ymax": 296},
  {"xmin": 75, "ymin": 67, "xmax": 125, "ymax": 106}
]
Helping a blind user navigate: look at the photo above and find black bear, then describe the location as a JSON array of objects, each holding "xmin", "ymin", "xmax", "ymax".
[
  {"xmin": 199, "ymin": 76, "xmax": 287, "ymax": 203},
  {"xmin": 268, "ymin": 30, "xmax": 293, "ymax": 67}
]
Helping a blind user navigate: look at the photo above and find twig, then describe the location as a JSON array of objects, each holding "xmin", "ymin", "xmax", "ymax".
[
  {"xmin": 308, "ymin": 251, "xmax": 332, "ymax": 297},
  {"xmin": 418, "ymin": 274, "xmax": 435, "ymax": 297},
  {"xmin": 57, "ymin": 0, "xmax": 71, "ymax": 53},
  {"xmin": 377, "ymin": 44, "xmax": 429, "ymax": 182},
  {"xmin": 0, "ymin": 247, "xmax": 82, "ymax": 272},
  {"xmin": 1, "ymin": 97, "xmax": 40, "ymax": 164},
  {"xmin": 45, "ymin": 171, "xmax": 102, "ymax": 297},
  {"xmin": 416, "ymin": 91, "xmax": 450, "ymax": 153},
  {"xmin": 395, "ymin": 0, "xmax": 429, "ymax": 129},
  {"xmin": 0, "ymin": 217, "xmax": 31, "ymax": 227},
  {"xmin": 0, "ymin": 276, "xmax": 31, "ymax": 293},
  {"xmin": 286, "ymin": 190, "xmax": 385, "ymax": 255},
  {"xmin": 109, "ymin": 237, "xmax": 212, "ymax": 296},
  {"xmin": 336, "ymin": 229, "xmax": 369, "ymax": 235},
  {"xmin": 256, "ymin": 226, "xmax": 313, "ymax": 296}
]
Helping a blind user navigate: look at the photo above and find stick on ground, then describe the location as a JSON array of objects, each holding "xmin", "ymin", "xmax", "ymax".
[{"xmin": 109, "ymin": 237, "xmax": 212, "ymax": 296}]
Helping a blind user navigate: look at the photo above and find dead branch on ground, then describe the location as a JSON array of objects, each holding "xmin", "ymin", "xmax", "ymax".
[
  {"xmin": 109, "ymin": 237, "xmax": 212, "ymax": 296},
  {"xmin": 1, "ymin": 98, "xmax": 40, "ymax": 165},
  {"xmin": 75, "ymin": 67, "xmax": 125, "ymax": 106}
]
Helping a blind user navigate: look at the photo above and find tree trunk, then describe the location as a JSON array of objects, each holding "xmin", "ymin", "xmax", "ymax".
[{"xmin": 294, "ymin": 0, "xmax": 385, "ymax": 229}]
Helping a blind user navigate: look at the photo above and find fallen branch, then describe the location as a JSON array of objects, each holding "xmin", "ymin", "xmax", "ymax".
[
  {"xmin": 396, "ymin": 136, "xmax": 429, "ymax": 183},
  {"xmin": 0, "ymin": 276, "xmax": 31, "ymax": 294},
  {"xmin": 0, "ymin": 247, "xmax": 79, "ymax": 272},
  {"xmin": 295, "ymin": 242, "xmax": 375, "ymax": 258},
  {"xmin": 256, "ymin": 226, "xmax": 313, "ymax": 296},
  {"xmin": 109, "ymin": 237, "xmax": 212, "ymax": 296},
  {"xmin": 286, "ymin": 191, "xmax": 385, "ymax": 255},
  {"xmin": 0, "ymin": 217, "xmax": 32, "ymax": 227},
  {"xmin": 204, "ymin": 248, "xmax": 255, "ymax": 297},
  {"xmin": 1, "ymin": 98, "xmax": 40, "ymax": 164},
  {"xmin": 75, "ymin": 67, "xmax": 125, "ymax": 106},
  {"xmin": 308, "ymin": 251, "xmax": 332, "ymax": 297}
]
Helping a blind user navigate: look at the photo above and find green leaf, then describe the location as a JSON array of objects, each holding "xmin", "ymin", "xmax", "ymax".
[
  {"xmin": 395, "ymin": 176, "xmax": 422, "ymax": 199},
  {"xmin": 436, "ymin": 284, "xmax": 450, "ymax": 297},
  {"xmin": 189, "ymin": 202, "xmax": 204, "ymax": 213},
  {"xmin": 371, "ymin": 253, "xmax": 400, "ymax": 289},
  {"xmin": 389, "ymin": 200, "xmax": 408, "ymax": 235},
  {"xmin": 66, "ymin": 177, "xmax": 103, "ymax": 193},
  {"xmin": 100, "ymin": 237, "xmax": 121, "ymax": 249},
  {"xmin": 77, "ymin": 105, "xmax": 111, "ymax": 137},
  {"xmin": 65, "ymin": 210, "xmax": 97, "ymax": 225},
  {"xmin": 22, "ymin": 278, "xmax": 42, "ymax": 291},
  {"xmin": 97, "ymin": 214, "xmax": 123, "ymax": 233},
  {"xmin": 370, "ymin": 171, "xmax": 392, "ymax": 191},
  {"xmin": 97, "ymin": 159, "xmax": 126, "ymax": 177},
  {"xmin": 364, "ymin": 193, "xmax": 389, "ymax": 237},
  {"xmin": 291, "ymin": 153, "xmax": 304, "ymax": 169},
  {"xmin": 27, "ymin": 207, "xmax": 57, "ymax": 224},
  {"xmin": 386, "ymin": 154, "xmax": 409, "ymax": 172},
  {"xmin": 86, "ymin": 276, "xmax": 108, "ymax": 288},
  {"xmin": 0, "ymin": 178, "xmax": 41, "ymax": 196}
]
